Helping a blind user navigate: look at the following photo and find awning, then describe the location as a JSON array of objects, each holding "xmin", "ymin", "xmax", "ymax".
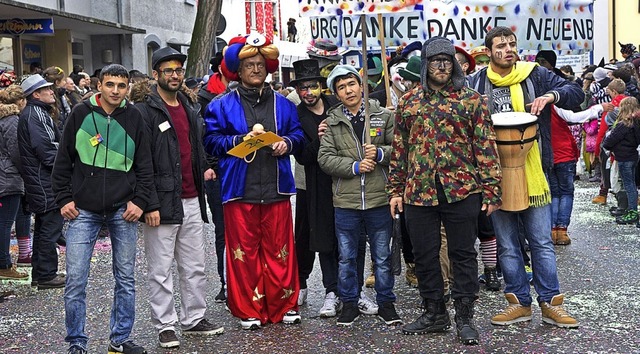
[{"xmin": 0, "ymin": 0, "xmax": 145, "ymax": 35}]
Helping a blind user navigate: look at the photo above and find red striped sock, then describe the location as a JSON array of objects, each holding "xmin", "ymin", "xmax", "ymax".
[
  {"xmin": 17, "ymin": 236, "xmax": 32, "ymax": 258},
  {"xmin": 480, "ymin": 237, "xmax": 497, "ymax": 268}
]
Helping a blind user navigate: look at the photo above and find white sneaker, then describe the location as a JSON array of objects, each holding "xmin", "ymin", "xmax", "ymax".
[
  {"xmin": 240, "ymin": 318, "xmax": 261, "ymax": 330},
  {"xmin": 318, "ymin": 292, "xmax": 343, "ymax": 318},
  {"xmin": 358, "ymin": 292, "xmax": 378, "ymax": 315},
  {"xmin": 297, "ymin": 288, "xmax": 308, "ymax": 306},
  {"xmin": 283, "ymin": 310, "xmax": 302, "ymax": 324}
]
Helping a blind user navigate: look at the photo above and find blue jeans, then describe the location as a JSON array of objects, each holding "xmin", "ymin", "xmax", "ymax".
[
  {"xmin": 335, "ymin": 206, "xmax": 395, "ymax": 305},
  {"xmin": 64, "ymin": 205, "xmax": 139, "ymax": 349},
  {"xmin": 618, "ymin": 159, "xmax": 639, "ymax": 211},
  {"xmin": 0, "ymin": 194, "xmax": 21, "ymax": 268},
  {"xmin": 491, "ymin": 204, "xmax": 560, "ymax": 306},
  {"xmin": 549, "ymin": 161, "xmax": 576, "ymax": 228}
]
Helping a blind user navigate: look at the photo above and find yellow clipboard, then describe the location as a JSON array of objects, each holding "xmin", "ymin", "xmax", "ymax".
[{"xmin": 227, "ymin": 131, "xmax": 284, "ymax": 159}]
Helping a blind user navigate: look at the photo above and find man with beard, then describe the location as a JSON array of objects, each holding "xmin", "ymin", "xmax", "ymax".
[
  {"xmin": 136, "ymin": 47, "xmax": 224, "ymax": 349},
  {"xmin": 290, "ymin": 59, "xmax": 342, "ymax": 317},
  {"xmin": 203, "ymin": 33, "xmax": 305, "ymax": 330},
  {"xmin": 388, "ymin": 37, "xmax": 501, "ymax": 345}
]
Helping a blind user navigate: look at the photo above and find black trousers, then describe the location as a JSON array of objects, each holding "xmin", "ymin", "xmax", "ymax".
[
  {"xmin": 295, "ymin": 189, "xmax": 339, "ymax": 294},
  {"xmin": 32, "ymin": 209, "xmax": 63, "ymax": 282},
  {"xmin": 405, "ymin": 189, "xmax": 480, "ymax": 301},
  {"xmin": 205, "ymin": 179, "xmax": 226, "ymax": 286}
]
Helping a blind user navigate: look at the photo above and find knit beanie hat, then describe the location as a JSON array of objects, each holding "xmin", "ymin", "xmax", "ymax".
[
  {"xmin": 535, "ymin": 50, "xmax": 557, "ymax": 68},
  {"xmin": 593, "ymin": 67, "xmax": 608, "ymax": 83},
  {"xmin": 420, "ymin": 36, "xmax": 465, "ymax": 90}
]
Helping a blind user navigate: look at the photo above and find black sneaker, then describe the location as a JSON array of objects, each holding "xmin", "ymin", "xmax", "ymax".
[
  {"xmin": 158, "ymin": 329, "xmax": 180, "ymax": 348},
  {"xmin": 215, "ymin": 287, "xmax": 226, "ymax": 303},
  {"xmin": 337, "ymin": 302, "xmax": 359, "ymax": 326},
  {"xmin": 67, "ymin": 345, "xmax": 87, "ymax": 354},
  {"xmin": 107, "ymin": 341, "xmax": 146, "ymax": 354},
  {"xmin": 183, "ymin": 319, "xmax": 224, "ymax": 335},
  {"xmin": 378, "ymin": 302, "xmax": 402, "ymax": 325}
]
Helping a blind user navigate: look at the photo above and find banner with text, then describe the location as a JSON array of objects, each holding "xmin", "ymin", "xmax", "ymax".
[
  {"xmin": 300, "ymin": 0, "xmax": 423, "ymax": 17},
  {"xmin": 308, "ymin": 0, "xmax": 594, "ymax": 54}
]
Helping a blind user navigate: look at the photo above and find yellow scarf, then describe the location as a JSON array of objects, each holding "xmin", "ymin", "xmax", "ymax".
[{"xmin": 487, "ymin": 62, "xmax": 551, "ymax": 207}]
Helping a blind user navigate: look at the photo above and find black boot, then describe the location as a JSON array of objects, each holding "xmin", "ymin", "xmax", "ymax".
[
  {"xmin": 402, "ymin": 298, "xmax": 451, "ymax": 335},
  {"xmin": 484, "ymin": 267, "xmax": 501, "ymax": 291},
  {"xmin": 454, "ymin": 298, "xmax": 479, "ymax": 345}
]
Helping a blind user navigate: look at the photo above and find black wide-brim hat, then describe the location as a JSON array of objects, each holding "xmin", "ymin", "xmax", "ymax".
[
  {"xmin": 308, "ymin": 40, "xmax": 343, "ymax": 61},
  {"xmin": 290, "ymin": 59, "xmax": 325, "ymax": 86}
]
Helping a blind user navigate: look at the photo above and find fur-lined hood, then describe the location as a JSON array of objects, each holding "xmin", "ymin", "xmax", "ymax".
[
  {"xmin": 128, "ymin": 79, "xmax": 197, "ymax": 104},
  {"xmin": 0, "ymin": 102, "xmax": 21, "ymax": 119}
]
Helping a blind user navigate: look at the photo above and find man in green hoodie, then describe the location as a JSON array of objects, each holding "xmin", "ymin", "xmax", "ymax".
[{"xmin": 53, "ymin": 64, "xmax": 158, "ymax": 354}]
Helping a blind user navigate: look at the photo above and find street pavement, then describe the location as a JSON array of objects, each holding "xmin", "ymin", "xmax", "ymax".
[{"xmin": 1, "ymin": 177, "xmax": 640, "ymax": 353}]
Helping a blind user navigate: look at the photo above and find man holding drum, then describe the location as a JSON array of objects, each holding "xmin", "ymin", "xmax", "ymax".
[
  {"xmin": 468, "ymin": 26, "xmax": 583, "ymax": 329},
  {"xmin": 388, "ymin": 36, "xmax": 502, "ymax": 345}
]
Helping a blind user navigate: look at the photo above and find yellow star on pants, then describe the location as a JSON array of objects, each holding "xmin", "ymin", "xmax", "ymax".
[
  {"xmin": 252, "ymin": 287, "xmax": 265, "ymax": 302},
  {"xmin": 233, "ymin": 245, "xmax": 245, "ymax": 262},
  {"xmin": 281, "ymin": 288, "xmax": 295, "ymax": 299},
  {"xmin": 276, "ymin": 244, "xmax": 289, "ymax": 263}
]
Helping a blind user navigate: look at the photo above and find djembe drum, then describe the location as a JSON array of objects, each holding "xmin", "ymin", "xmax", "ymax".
[{"xmin": 491, "ymin": 112, "xmax": 539, "ymax": 212}]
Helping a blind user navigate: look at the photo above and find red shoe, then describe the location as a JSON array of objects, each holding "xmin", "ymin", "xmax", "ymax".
[{"xmin": 17, "ymin": 253, "xmax": 32, "ymax": 267}]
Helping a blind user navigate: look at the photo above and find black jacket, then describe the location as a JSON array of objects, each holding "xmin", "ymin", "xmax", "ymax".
[
  {"xmin": 294, "ymin": 95, "xmax": 338, "ymax": 253},
  {"xmin": 136, "ymin": 86, "xmax": 209, "ymax": 224},
  {"xmin": 603, "ymin": 121, "xmax": 640, "ymax": 162},
  {"xmin": 52, "ymin": 96, "xmax": 159, "ymax": 214},
  {"xmin": 17, "ymin": 99, "xmax": 60, "ymax": 214}
]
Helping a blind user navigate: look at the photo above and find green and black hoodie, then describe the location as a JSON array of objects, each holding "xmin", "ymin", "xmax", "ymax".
[{"xmin": 53, "ymin": 94, "xmax": 158, "ymax": 214}]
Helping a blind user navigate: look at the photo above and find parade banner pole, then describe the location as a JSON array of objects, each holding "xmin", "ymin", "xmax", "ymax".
[
  {"xmin": 361, "ymin": 14, "xmax": 371, "ymax": 145},
  {"xmin": 377, "ymin": 13, "xmax": 391, "ymax": 108}
]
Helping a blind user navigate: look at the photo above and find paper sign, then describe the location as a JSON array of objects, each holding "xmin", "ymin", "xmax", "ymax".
[{"xmin": 227, "ymin": 131, "xmax": 284, "ymax": 159}]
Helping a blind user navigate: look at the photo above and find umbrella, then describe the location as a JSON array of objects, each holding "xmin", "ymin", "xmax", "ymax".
[{"xmin": 391, "ymin": 213, "xmax": 402, "ymax": 276}]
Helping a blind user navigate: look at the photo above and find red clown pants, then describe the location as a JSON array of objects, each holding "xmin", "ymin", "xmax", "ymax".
[{"xmin": 223, "ymin": 200, "xmax": 299, "ymax": 324}]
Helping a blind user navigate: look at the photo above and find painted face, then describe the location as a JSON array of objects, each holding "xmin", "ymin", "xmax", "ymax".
[
  {"xmin": 427, "ymin": 55, "xmax": 453, "ymax": 89},
  {"xmin": 98, "ymin": 74, "xmax": 129, "ymax": 110},
  {"xmin": 334, "ymin": 76, "xmax": 363, "ymax": 111},
  {"xmin": 490, "ymin": 35, "xmax": 518, "ymax": 70},
  {"xmin": 153, "ymin": 59, "xmax": 185, "ymax": 93},
  {"xmin": 238, "ymin": 55, "xmax": 267, "ymax": 89},
  {"xmin": 296, "ymin": 80, "xmax": 322, "ymax": 107},
  {"xmin": 455, "ymin": 53, "xmax": 469, "ymax": 74}
]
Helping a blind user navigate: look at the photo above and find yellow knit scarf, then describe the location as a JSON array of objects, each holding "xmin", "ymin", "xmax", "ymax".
[{"xmin": 487, "ymin": 62, "xmax": 551, "ymax": 207}]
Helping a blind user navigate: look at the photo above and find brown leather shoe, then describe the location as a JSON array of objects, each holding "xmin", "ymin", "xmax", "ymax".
[
  {"xmin": 555, "ymin": 227, "xmax": 571, "ymax": 245},
  {"xmin": 551, "ymin": 227, "xmax": 558, "ymax": 244}
]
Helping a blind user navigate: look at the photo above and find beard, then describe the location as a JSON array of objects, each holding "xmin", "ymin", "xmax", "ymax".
[{"xmin": 158, "ymin": 77, "xmax": 182, "ymax": 92}]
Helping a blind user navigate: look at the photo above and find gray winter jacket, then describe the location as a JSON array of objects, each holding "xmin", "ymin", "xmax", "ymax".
[{"xmin": 0, "ymin": 102, "xmax": 24, "ymax": 197}]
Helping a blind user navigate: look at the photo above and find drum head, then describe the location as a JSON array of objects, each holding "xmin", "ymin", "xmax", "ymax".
[{"xmin": 491, "ymin": 112, "xmax": 538, "ymax": 127}]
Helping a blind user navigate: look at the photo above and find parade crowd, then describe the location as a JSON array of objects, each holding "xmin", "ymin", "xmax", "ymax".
[{"xmin": 2, "ymin": 28, "xmax": 640, "ymax": 353}]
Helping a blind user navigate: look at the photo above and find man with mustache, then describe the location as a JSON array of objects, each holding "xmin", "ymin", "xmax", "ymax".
[
  {"xmin": 137, "ymin": 47, "xmax": 224, "ymax": 349},
  {"xmin": 468, "ymin": 26, "xmax": 582, "ymax": 329}
]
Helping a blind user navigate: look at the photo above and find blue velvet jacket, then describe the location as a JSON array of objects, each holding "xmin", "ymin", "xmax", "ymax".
[{"xmin": 203, "ymin": 89, "xmax": 304, "ymax": 203}]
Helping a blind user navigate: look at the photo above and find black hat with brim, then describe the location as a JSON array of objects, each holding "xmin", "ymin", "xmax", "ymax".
[{"xmin": 152, "ymin": 47, "xmax": 187, "ymax": 70}]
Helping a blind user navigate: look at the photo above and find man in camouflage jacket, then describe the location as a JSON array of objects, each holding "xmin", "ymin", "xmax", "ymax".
[{"xmin": 387, "ymin": 36, "xmax": 502, "ymax": 345}]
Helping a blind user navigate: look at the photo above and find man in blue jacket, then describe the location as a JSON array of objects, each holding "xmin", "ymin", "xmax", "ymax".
[
  {"xmin": 467, "ymin": 26, "xmax": 582, "ymax": 329},
  {"xmin": 203, "ymin": 33, "xmax": 305, "ymax": 330}
]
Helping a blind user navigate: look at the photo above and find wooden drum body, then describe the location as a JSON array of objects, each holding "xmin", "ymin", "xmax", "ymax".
[{"xmin": 492, "ymin": 112, "xmax": 539, "ymax": 212}]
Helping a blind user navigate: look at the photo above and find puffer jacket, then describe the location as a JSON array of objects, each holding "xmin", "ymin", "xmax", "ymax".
[
  {"xmin": 318, "ymin": 99, "xmax": 394, "ymax": 210},
  {"xmin": 0, "ymin": 102, "xmax": 24, "ymax": 197},
  {"xmin": 135, "ymin": 85, "xmax": 208, "ymax": 224},
  {"xmin": 17, "ymin": 99, "xmax": 61, "ymax": 213}
]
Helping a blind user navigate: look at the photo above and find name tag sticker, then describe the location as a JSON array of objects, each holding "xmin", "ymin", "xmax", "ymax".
[{"xmin": 159, "ymin": 121, "xmax": 171, "ymax": 132}]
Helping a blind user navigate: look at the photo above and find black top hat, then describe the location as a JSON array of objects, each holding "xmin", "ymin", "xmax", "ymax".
[
  {"xmin": 290, "ymin": 59, "xmax": 324, "ymax": 86},
  {"xmin": 152, "ymin": 47, "xmax": 187, "ymax": 70}
]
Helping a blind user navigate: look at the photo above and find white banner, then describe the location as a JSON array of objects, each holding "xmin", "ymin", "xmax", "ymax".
[
  {"xmin": 299, "ymin": 0, "xmax": 422, "ymax": 17},
  {"xmin": 307, "ymin": 0, "xmax": 594, "ymax": 54}
]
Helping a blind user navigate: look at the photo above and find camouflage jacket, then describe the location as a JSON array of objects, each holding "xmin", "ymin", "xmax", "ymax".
[{"xmin": 387, "ymin": 83, "xmax": 502, "ymax": 206}]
